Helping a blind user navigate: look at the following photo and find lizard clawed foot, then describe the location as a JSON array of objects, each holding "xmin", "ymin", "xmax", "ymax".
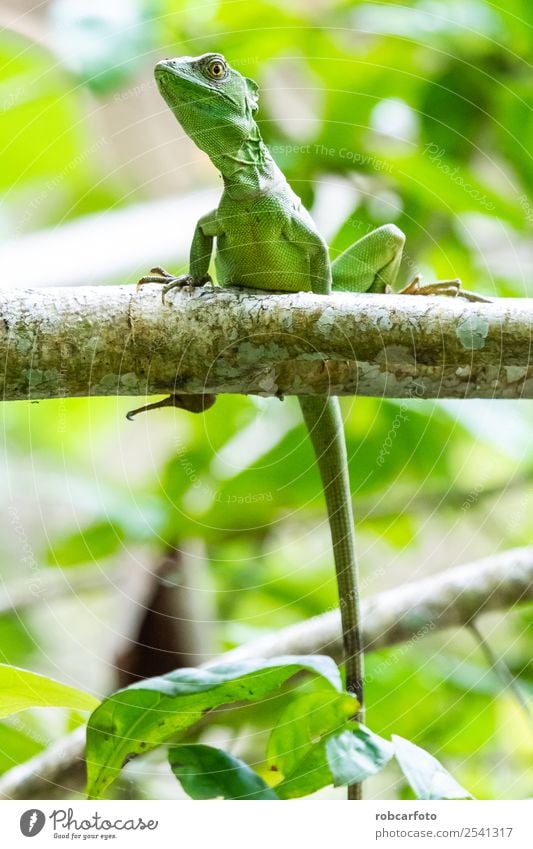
[
  {"xmin": 126, "ymin": 392, "xmax": 216, "ymax": 421},
  {"xmin": 399, "ymin": 274, "xmax": 460, "ymax": 297},
  {"xmin": 136, "ymin": 268, "xmax": 213, "ymax": 303},
  {"xmin": 398, "ymin": 275, "xmax": 492, "ymax": 303}
]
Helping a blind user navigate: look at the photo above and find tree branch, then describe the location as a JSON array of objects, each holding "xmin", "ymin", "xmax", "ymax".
[
  {"xmin": 2, "ymin": 286, "xmax": 533, "ymax": 402},
  {"xmin": 0, "ymin": 566, "xmax": 120, "ymax": 617},
  {"xmin": 222, "ymin": 545, "xmax": 533, "ymax": 663},
  {"xmin": 1, "ymin": 545, "xmax": 531, "ymax": 799}
]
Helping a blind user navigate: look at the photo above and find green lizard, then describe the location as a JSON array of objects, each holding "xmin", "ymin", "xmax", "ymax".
[{"xmin": 133, "ymin": 53, "xmax": 487, "ymax": 798}]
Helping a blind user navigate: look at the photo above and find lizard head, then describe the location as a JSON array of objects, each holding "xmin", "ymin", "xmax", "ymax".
[{"xmin": 154, "ymin": 53, "xmax": 260, "ymax": 155}]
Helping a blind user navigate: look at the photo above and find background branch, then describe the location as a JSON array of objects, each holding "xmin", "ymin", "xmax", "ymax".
[
  {"xmin": 1, "ymin": 545, "xmax": 531, "ymax": 800},
  {"xmin": 222, "ymin": 545, "xmax": 533, "ymax": 663},
  {"xmin": 2, "ymin": 286, "xmax": 533, "ymax": 402}
]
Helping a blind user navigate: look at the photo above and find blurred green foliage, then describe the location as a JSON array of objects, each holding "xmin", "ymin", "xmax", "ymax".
[{"xmin": 0, "ymin": 0, "xmax": 532, "ymax": 799}]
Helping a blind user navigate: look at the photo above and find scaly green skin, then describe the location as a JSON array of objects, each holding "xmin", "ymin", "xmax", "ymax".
[{"xmin": 136, "ymin": 53, "xmax": 485, "ymax": 799}]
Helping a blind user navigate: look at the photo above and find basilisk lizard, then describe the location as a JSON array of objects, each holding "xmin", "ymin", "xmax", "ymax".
[{"xmin": 132, "ymin": 53, "xmax": 487, "ymax": 798}]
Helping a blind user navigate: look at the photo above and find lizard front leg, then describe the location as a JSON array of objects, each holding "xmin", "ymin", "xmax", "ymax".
[
  {"xmin": 137, "ymin": 209, "xmax": 220, "ymax": 303},
  {"xmin": 129, "ymin": 210, "xmax": 222, "ymax": 419}
]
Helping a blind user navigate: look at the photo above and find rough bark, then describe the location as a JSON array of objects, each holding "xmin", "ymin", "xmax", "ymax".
[
  {"xmin": 2, "ymin": 286, "xmax": 533, "ymax": 402},
  {"xmin": 1, "ymin": 545, "xmax": 531, "ymax": 800}
]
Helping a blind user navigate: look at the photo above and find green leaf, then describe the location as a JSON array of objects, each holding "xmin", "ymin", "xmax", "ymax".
[
  {"xmin": 46, "ymin": 520, "xmax": 124, "ymax": 567},
  {"xmin": 272, "ymin": 737, "xmax": 332, "ymax": 799},
  {"xmin": 393, "ymin": 735, "xmax": 474, "ymax": 799},
  {"xmin": 86, "ymin": 655, "xmax": 341, "ymax": 799},
  {"xmin": 326, "ymin": 726, "xmax": 394, "ymax": 786},
  {"xmin": 168, "ymin": 744, "xmax": 278, "ymax": 800},
  {"xmin": 0, "ymin": 721, "xmax": 45, "ymax": 775},
  {"xmin": 275, "ymin": 724, "xmax": 393, "ymax": 799},
  {"xmin": 0, "ymin": 664, "xmax": 99, "ymax": 718},
  {"xmin": 268, "ymin": 690, "xmax": 358, "ymax": 778}
]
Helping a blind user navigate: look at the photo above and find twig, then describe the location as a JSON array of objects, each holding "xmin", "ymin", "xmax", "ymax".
[
  {"xmin": 0, "ymin": 567, "xmax": 119, "ymax": 617},
  {"xmin": 468, "ymin": 621, "xmax": 532, "ymax": 727}
]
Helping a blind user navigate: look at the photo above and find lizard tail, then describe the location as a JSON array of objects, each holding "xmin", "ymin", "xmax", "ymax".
[{"xmin": 298, "ymin": 396, "xmax": 364, "ymax": 790}]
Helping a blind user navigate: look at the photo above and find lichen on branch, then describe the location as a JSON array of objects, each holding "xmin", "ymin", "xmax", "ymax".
[{"xmin": 1, "ymin": 285, "xmax": 532, "ymax": 402}]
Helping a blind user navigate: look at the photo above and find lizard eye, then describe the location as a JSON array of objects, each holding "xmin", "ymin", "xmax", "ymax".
[{"xmin": 205, "ymin": 58, "xmax": 227, "ymax": 80}]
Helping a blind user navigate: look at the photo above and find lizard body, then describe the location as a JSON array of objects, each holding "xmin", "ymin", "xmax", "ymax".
[{"xmin": 135, "ymin": 53, "xmax": 486, "ymax": 798}]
